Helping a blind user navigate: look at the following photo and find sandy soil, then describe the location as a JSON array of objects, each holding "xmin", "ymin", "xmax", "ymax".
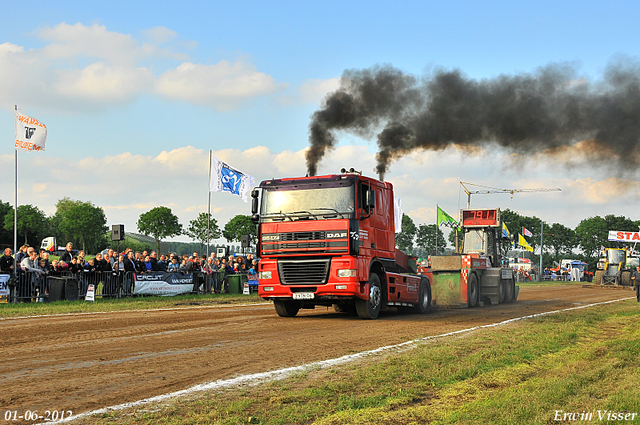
[{"xmin": 0, "ymin": 285, "xmax": 633, "ymax": 423}]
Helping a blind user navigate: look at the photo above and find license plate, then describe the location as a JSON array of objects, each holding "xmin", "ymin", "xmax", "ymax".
[{"xmin": 293, "ymin": 292, "xmax": 315, "ymax": 300}]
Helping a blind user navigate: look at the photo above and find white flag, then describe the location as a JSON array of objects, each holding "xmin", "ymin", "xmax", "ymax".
[
  {"xmin": 15, "ymin": 109, "xmax": 47, "ymax": 152},
  {"xmin": 209, "ymin": 154, "xmax": 255, "ymax": 202},
  {"xmin": 394, "ymin": 196, "xmax": 403, "ymax": 234}
]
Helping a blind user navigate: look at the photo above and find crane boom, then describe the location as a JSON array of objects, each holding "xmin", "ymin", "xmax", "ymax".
[{"xmin": 460, "ymin": 182, "xmax": 561, "ymax": 208}]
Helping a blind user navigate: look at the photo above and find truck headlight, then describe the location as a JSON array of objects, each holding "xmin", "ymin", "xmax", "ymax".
[
  {"xmin": 259, "ymin": 271, "xmax": 272, "ymax": 279},
  {"xmin": 337, "ymin": 269, "xmax": 357, "ymax": 277}
]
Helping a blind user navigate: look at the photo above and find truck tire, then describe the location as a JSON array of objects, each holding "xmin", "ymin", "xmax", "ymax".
[
  {"xmin": 356, "ymin": 274, "xmax": 382, "ymax": 320},
  {"xmin": 274, "ymin": 299, "xmax": 301, "ymax": 317},
  {"xmin": 413, "ymin": 276, "xmax": 432, "ymax": 314},
  {"xmin": 498, "ymin": 279, "xmax": 505, "ymax": 304},
  {"xmin": 594, "ymin": 270, "xmax": 604, "ymax": 285},
  {"xmin": 503, "ymin": 278, "xmax": 514, "ymax": 303},
  {"xmin": 622, "ymin": 271, "xmax": 631, "ymax": 286},
  {"xmin": 468, "ymin": 273, "xmax": 479, "ymax": 308}
]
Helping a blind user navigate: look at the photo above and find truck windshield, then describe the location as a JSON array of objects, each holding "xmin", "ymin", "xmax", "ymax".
[
  {"xmin": 260, "ymin": 185, "xmax": 355, "ymax": 221},
  {"xmin": 607, "ymin": 249, "xmax": 625, "ymax": 264},
  {"xmin": 463, "ymin": 230, "xmax": 486, "ymax": 254}
]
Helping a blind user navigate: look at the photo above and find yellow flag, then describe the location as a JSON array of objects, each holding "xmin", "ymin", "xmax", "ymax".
[{"xmin": 518, "ymin": 233, "xmax": 533, "ymax": 252}]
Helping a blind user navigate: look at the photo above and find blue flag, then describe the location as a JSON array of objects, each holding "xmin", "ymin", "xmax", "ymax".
[{"xmin": 209, "ymin": 154, "xmax": 255, "ymax": 202}]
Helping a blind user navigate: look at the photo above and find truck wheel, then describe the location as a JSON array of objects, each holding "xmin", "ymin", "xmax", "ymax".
[
  {"xmin": 622, "ymin": 271, "xmax": 631, "ymax": 286},
  {"xmin": 468, "ymin": 273, "xmax": 479, "ymax": 308},
  {"xmin": 594, "ymin": 270, "xmax": 604, "ymax": 285},
  {"xmin": 498, "ymin": 279, "xmax": 505, "ymax": 304},
  {"xmin": 413, "ymin": 276, "xmax": 432, "ymax": 314},
  {"xmin": 504, "ymin": 278, "xmax": 514, "ymax": 303},
  {"xmin": 356, "ymin": 274, "xmax": 382, "ymax": 320},
  {"xmin": 274, "ymin": 299, "xmax": 301, "ymax": 317}
]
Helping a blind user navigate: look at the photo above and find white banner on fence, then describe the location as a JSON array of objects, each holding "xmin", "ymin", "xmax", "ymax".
[
  {"xmin": 0, "ymin": 274, "xmax": 9, "ymax": 297},
  {"xmin": 85, "ymin": 284, "xmax": 95, "ymax": 302},
  {"xmin": 133, "ymin": 280, "xmax": 193, "ymax": 297},
  {"xmin": 608, "ymin": 230, "xmax": 640, "ymax": 242}
]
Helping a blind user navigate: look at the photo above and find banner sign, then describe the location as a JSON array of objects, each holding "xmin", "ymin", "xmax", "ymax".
[
  {"xmin": 0, "ymin": 274, "xmax": 9, "ymax": 297},
  {"xmin": 85, "ymin": 284, "xmax": 95, "ymax": 302},
  {"xmin": 133, "ymin": 272, "xmax": 194, "ymax": 296},
  {"xmin": 608, "ymin": 231, "xmax": 640, "ymax": 242}
]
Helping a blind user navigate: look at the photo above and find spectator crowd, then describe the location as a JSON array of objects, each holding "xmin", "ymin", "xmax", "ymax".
[{"xmin": 0, "ymin": 242, "xmax": 259, "ymax": 288}]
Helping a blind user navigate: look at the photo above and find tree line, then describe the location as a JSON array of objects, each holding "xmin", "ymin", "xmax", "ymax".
[
  {"xmin": 0, "ymin": 199, "xmax": 257, "ymax": 255},
  {"xmin": 2, "ymin": 197, "xmax": 637, "ymax": 269},
  {"xmin": 396, "ymin": 209, "xmax": 640, "ymax": 269}
]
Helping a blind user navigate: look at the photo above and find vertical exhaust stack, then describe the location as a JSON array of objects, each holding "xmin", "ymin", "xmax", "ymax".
[{"xmin": 307, "ymin": 60, "xmax": 640, "ymax": 178}]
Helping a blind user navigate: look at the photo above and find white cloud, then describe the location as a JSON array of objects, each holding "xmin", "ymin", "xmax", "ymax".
[
  {"xmin": 280, "ymin": 77, "xmax": 341, "ymax": 105},
  {"xmin": 0, "ymin": 22, "xmax": 284, "ymax": 112},
  {"xmin": 55, "ymin": 62, "xmax": 153, "ymax": 103},
  {"xmin": 141, "ymin": 26, "xmax": 177, "ymax": 45},
  {"xmin": 155, "ymin": 61, "xmax": 288, "ymax": 110},
  {"xmin": 38, "ymin": 22, "xmax": 141, "ymax": 65}
]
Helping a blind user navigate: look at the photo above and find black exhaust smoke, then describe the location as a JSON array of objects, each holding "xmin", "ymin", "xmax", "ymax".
[{"xmin": 306, "ymin": 60, "xmax": 640, "ymax": 179}]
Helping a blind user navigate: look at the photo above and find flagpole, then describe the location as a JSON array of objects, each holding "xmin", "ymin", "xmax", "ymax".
[
  {"xmin": 13, "ymin": 105, "xmax": 18, "ymax": 303},
  {"xmin": 435, "ymin": 204, "xmax": 438, "ymax": 256},
  {"xmin": 207, "ymin": 150, "xmax": 212, "ymax": 259},
  {"xmin": 539, "ymin": 221, "xmax": 544, "ymax": 282}
]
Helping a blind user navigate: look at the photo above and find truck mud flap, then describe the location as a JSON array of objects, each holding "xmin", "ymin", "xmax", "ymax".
[{"xmin": 431, "ymin": 271, "xmax": 465, "ymax": 308}]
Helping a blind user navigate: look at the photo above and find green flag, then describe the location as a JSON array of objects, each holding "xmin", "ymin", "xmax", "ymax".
[{"xmin": 437, "ymin": 205, "xmax": 458, "ymax": 227}]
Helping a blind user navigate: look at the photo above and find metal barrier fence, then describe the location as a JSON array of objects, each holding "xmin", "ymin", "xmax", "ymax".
[{"xmin": 1, "ymin": 270, "xmax": 258, "ymax": 303}]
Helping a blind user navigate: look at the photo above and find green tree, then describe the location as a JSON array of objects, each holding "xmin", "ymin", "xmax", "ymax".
[
  {"xmin": 223, "ymin": 215, "xmax": 256, "ymax": 243},
  {"xmin": 0, "ymin": 200, "xmax": 13, "ymax": 246},
  {"xmin": 185, "ymin": 212, "xmax": 222, "ymax": 254},
  {"xmin": 545, "ymin": 222, "xmax": 576, "ymax": 260},
  {"xmin": 415, "ymin": 224, "xmax": 446, "ymax": 255},
  {"xmin": 575, "ymin": 214, "xmax": 637, "ymax": 258},
  {"xmin": 3, "ymin": 204, "xmax": 47, "ymax": 246},
  {"xmin": 137, "ymin": 206, "xmax": 183, "ymax": 253},
  {"xmin": 395, "ymin": 214, "xmax": 416, "ymax": 252},
  {"xmin": 56, "ymin": 199, "xmax": 108, "ymax": 253}
]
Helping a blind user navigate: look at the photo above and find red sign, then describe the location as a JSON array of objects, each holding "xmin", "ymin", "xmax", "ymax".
[{"xmin": 462, "ymin": 209, "xmax": 499, "ymax": 227}]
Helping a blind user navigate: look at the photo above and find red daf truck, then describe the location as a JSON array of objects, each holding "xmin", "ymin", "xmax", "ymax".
[{"xmin": 251, "ymin": 169, "xmax": 431, "ymax": 319}]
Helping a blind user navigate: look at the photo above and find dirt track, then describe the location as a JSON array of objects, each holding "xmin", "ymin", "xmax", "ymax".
[{"xmin": 0, "ymin": 285, "xmax": 634, "ymax": 423}]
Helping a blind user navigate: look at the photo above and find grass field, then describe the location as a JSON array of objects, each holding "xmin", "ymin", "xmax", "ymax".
[{"xmin": 58, "ymin": 298, "xmax": 640, "ymax": 425}]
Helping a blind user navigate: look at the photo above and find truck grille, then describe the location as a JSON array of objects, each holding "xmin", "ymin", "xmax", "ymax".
[
  {"xmin": 278, "ymin": 259, "xmax": 330, "ymax": 285},
  {"xmin": 281, "ymin": 231, "xmax": 326, "ymax": 241},
  {"xmin": 261, "ymin": 231, "xmax": 349, "ymax": 256}
]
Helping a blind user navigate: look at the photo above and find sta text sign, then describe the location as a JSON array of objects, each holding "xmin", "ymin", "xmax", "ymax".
[{"xmin": 608, "ymin": 231, "xmax": 640, "ymax": 242}]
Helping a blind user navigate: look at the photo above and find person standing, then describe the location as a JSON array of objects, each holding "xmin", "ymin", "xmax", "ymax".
[
  {"xmin": 60, "ymin": 242, "xmax": 74, "ymax": 264},
  {"xmin": 15, "ymin": 245, "xmax": 29, "ymax": 268},
  {"xmin": 149, "ymin": 251, "xmax": 159, "ymax": 271},
  {"xmin": 0, "ymin": 248, "xmax": 14, "ymax": 273},
  {"xmin": 123, "ymin": 251, "xmax": 137, "ymax": 273}
]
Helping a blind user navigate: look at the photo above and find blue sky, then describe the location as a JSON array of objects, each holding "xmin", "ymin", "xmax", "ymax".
[{"xmin": 2, "ymin": 0, "xmax": 640, "ymax": 245}]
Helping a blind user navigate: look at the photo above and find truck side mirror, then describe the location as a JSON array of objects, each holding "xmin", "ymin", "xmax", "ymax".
[
  {"xmin": 251, "ymin": 189, "xmax": 259, "ymax": 215},
  {"xmin": 251, "ymin": 189, "xmax": 259, "ymax": 223},
  {"xmin": 365, "ymin": 189, "xmax": 376, "ymax": 209}
]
